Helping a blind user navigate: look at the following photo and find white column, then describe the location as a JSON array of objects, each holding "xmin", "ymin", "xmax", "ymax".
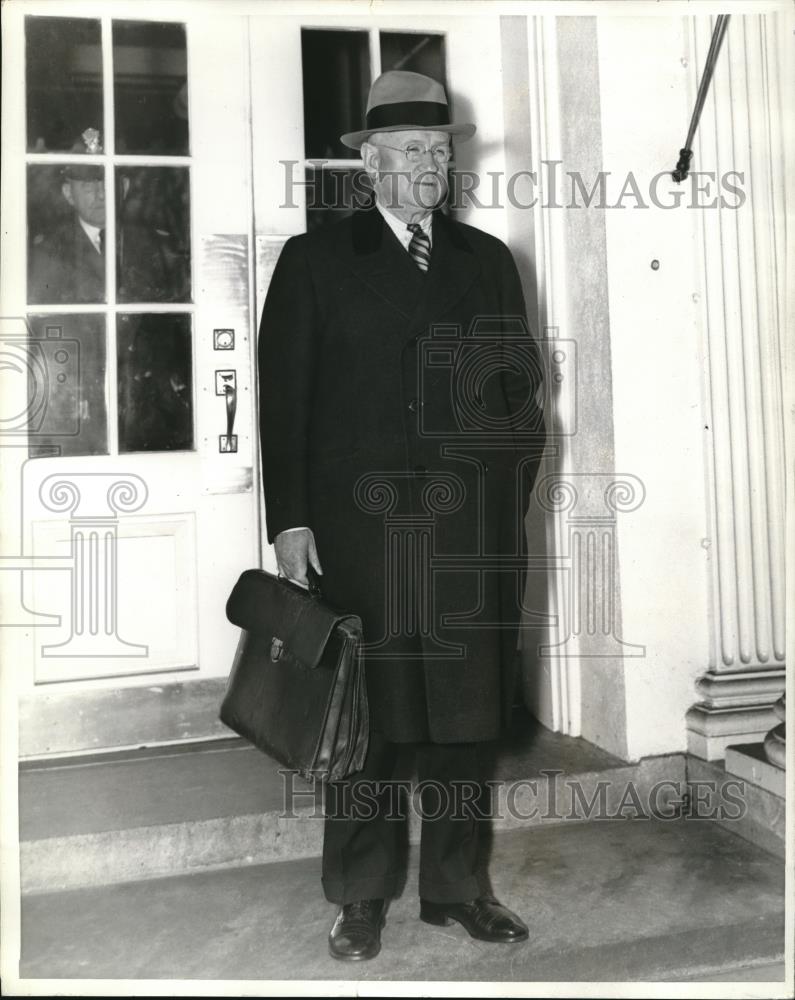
[{"xmin": 685, "ymin": 13, "xmax": 788, "ymax": 760}]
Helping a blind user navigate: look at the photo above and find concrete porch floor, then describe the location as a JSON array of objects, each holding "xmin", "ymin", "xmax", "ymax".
[{"xmin": 18, "ymin": 813, "xmax": 787, "ymax": 986}]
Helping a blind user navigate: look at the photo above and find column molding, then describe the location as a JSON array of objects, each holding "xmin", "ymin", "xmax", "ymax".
[
  {"xmin": 686, "ymin": 12, "xmax": 787, "ymax": 760},
  {"xmin": 522, "ymin": 15, "xmax": 633, "ymax": 757},
  {"xmin": 525, "ymin": 14, "xmax": 580, "ymax": 737}
]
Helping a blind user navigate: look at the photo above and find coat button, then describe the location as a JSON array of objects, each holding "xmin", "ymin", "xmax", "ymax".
[{"xmin": 408, "ymin": 398, "xmax": 421, "ymax": 413}]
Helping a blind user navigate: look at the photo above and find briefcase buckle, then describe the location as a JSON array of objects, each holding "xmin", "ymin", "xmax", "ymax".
[{"xmin": 270, "ymin": 637, "xmax": 284, "ymax": 662}]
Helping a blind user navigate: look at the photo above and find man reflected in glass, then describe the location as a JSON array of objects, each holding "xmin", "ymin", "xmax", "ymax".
[
  {"xmin": 28, "ymin": 142, "xmax": 106, "ymax": 304},
  {"xmin": 28, "ymin": 127, "xmax": 189, "ymax": 305}
]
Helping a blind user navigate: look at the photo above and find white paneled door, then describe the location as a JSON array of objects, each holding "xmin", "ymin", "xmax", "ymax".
[{"xmin": 1, "ymin": 4, "xmax": 259, "ymax": 754}]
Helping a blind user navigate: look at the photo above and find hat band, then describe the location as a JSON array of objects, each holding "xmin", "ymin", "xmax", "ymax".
[{"xmin": 365, "ymin": 100, "xmax": 450, "ymax": 131}]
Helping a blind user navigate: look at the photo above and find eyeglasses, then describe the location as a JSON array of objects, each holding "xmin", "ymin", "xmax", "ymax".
[{"xmin": 375, "ymin": 141, "xmax": 453, "ymax": 164}]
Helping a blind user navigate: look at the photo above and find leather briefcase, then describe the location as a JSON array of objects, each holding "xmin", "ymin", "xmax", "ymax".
[{"xmin": 220, "ymin": 567, "xmax": 369, "ymax": 782}]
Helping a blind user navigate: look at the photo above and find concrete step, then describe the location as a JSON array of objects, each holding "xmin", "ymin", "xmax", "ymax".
[
  {"xmin": 18, "ymin": 820, "xmax": 786, "ymax": 983},
  {"xmin": 19, "ymin": 713, "xmax": 691, "ymax": 892}
]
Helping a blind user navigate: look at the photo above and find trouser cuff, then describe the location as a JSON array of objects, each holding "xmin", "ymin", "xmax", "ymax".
[
  {"xmin": 322, "ymin": 871, "xmax": 400, "ymax": 905},
  {"xmin": 418, "ymin": 872, "xmax": 483, "ymax": 904}
]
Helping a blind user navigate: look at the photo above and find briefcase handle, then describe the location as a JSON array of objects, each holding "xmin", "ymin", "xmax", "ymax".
[{"xmin": 276, "ymin": 565, "xmax": 323, "ymax": 599}]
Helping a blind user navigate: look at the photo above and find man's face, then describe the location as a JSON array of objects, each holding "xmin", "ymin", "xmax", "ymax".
[
  {"xmin": 62, "ymin": 177, "xmax": 106, "ymax": 228},
  {"xmin": 364, "ymin": 129, "xmax": 451, "ymax": 220}
]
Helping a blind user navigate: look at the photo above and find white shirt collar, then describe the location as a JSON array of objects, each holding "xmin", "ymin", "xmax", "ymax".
[
  {"xmin": 375, "ymin": 200, "xmax": 432, "ymax": 251},
  {"xmin": 78, "ymin": 217, "xmax": 103, "ymax": 253}
]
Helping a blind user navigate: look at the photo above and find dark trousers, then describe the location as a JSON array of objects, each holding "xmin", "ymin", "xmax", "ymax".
[{"xmin": 321, "ymin": 731, "xmax": 488, "ymax": 904}]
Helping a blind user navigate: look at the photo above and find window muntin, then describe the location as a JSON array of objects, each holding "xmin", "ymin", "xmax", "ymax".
[{"xmin": 24, "ymin": 15, "xmax": 194, "ymax": 457}]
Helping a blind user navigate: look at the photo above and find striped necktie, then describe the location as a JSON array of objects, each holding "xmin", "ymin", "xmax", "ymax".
[{"xmin": 406, "ymin": 223, "xmax": 431, "ymax": 272}]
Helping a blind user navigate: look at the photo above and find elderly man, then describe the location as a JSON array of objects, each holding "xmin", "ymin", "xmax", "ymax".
[{"xmin": 258, "ymin": 71, "xmax": 545, "ymax": 960}]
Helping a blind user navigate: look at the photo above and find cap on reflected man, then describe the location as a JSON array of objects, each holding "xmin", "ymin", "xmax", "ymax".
[{"xmin": 61, "ymin": 127, "xmax": 104, "ymax": 181}]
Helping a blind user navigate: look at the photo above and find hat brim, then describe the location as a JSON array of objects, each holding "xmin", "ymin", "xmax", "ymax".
[
  {"xmin": 340, "ymin": 122, "xmax": 476, "ymax": 151},
  {"xmin": 62, "ymin": 165, "xmax": 104, "ymax": 181}
]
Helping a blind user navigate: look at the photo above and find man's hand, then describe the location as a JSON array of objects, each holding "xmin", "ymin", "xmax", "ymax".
[{"xmin": 274, "ymin": 528, "xmax": 323, "ymax": 588}]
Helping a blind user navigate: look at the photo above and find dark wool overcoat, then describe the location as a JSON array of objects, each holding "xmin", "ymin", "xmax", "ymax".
[
  {"xmin": 29, "ymin": 217, "xmax": 179, "ymax": 305},
  {"xmin": 258, "ymin": 206, "xmax": 545, "ymax": 744},
  {"xmin": 28, "ymin": 216, "xmax": 105, "ymax": 304}
]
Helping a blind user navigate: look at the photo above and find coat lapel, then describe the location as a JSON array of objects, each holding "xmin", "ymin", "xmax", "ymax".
[
  {"xmin": 347, "ymin": 206, "xmax": 481, "ymax": 337},
  {"xmin": 349, "ymin": 206, "xmax": 424, "ymax": 321},
  {"xmin": 412, "ymin": 211, "xmax": 481, "ymax": 331},
  {"xmin": 73, "ymin": 218, "xmax": 104, "ymax": 280}
]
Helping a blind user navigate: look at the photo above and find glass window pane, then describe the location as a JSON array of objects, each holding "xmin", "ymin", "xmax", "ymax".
[
  {"xmin": 117, "ymin": 313, "xmax": 193, "ymax": 453},
  {"xmin": 25, "ymin": 314, "xmax": 108, "ymax": 457},
  {"xmin": 26, "ymin": 16, "xmax": 103, "ymax": 154},
  {"xmin": 113, "ymin": 20, "xmax": 189, "ymax": 155},
  {"xmin": 379, "ymin": 33, "xmax": 445, "ymax": 83},
  {"xmin": 301, "ymin": 30, "xmax": 370, "ymax": 160},
  {"xmin": 305, "ymin": 167, "xmax": 372, "ymax": 232},
  {"xmin": 115, "ymin": 166, "xmax": 191, "ymax": 303},
  {"xmin": 28, "ymin": 164, "xmax": 106, "ymax": 305}
]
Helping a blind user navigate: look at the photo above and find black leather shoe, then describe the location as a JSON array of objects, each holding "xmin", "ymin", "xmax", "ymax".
[
  {"xmin": 328, "ymin": 898, "xmax": 386, "ymax": 961},
  {"xmin": 420, "ymin": 894, "xmax": 529, "ymax": 943}
]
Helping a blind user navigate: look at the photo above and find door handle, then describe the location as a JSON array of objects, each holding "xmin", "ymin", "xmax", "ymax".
[
  {"xmin": 225, "ymin": 383, "xmax": 237, "ymax": 437},
  {"xmin": 219, "ymin": 381, "xmax": 238, "ymax": 453}
]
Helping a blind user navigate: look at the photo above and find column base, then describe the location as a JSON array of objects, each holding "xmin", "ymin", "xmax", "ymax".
[
  {"xmin": 763, "ymin": 695, "xmax": 786, "ymax": 768},
  {"xmin": 687, "ymin": 667, "xmax": 785, "ymax": 761},
  {"xmin": 686, "ymin": 704, "xmax": 779, "ymax": 761},
  {"xmin": 764, "ymin": 725, "xmax": 786, "ymax": 769}
]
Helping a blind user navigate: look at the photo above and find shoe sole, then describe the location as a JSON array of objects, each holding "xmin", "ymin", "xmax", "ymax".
[{"xmin": 328, "ymin": 943, "xmax": 382, "ymax": 961}]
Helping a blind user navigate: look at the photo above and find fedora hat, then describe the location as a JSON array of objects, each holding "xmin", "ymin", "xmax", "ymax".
[{"xmin": 340, "ymin": 70, "xmax": 476, "ymax": 150}]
